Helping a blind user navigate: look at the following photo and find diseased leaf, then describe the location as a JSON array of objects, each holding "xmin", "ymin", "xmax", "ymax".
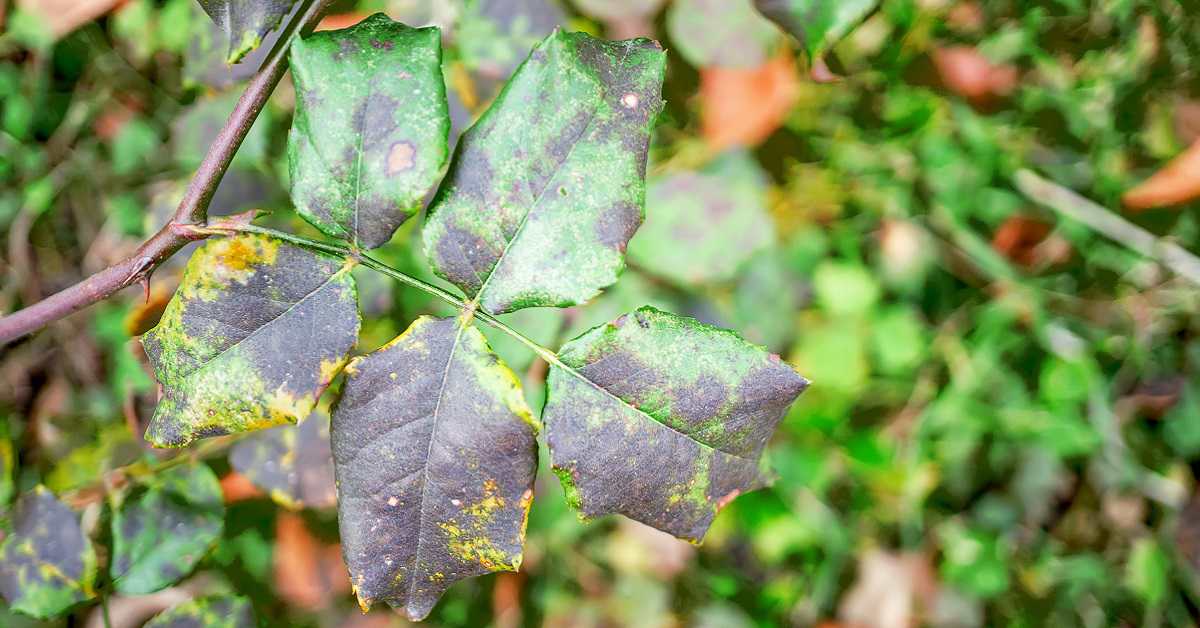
[
  {"xmin": 144, "ymin": 595, "xmax": 255, "ymax": 628},
  {"xmin": 667, "ymin": 0, "xmax": 780, "ymax": 69},
  {"xmin": 142, "ymin": 233, "xmax": 360, "ymax": 448},
  {"xmin": 230, "ymin": 410, "xmax": 337, "ymax": 510},
  {"xmin": 544, "ymin": 307, "xmax": 807, "ymax": 541},
  {"xmin": 197, "ymin": 0, "xmax": 298, "ymax": 64},
  {"xmin": 0, "ymin": 487, "xmax": 97, "ymax": 618},
  {"xmin": 332, "ymin": 315, "xmax": 538, "ymax": 620},
  {"xmin": 753, "ymin": 0, "xmax": 879, "ymax": 59},
  {"xmin": 110, "ymin": 463, "xmax": 224, "ymax": 594},
  {"xmin": 629, "ymin": 151, "xmax": 775, "ymax": 286},
  {"xmin": 288, "ymin": 14, "xmax": 450, "ymax": 249},
  {"xmin": 424, "ymin": 30, "xmax": 665, "ymax": 314}
]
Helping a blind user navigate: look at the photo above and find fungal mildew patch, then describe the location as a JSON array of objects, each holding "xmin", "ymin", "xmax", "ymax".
[
  {"xmin": 544, "ymin": 306, "xmax": 809, "ymax": 542},
  {"xmin": 288, "ymin": 14, "xmax": 449, "ymax": 249},
  {"xmin": 331, "ymin": 316, "xmax": 537, "ymax": 621},
  {"xmin": 423, "ymin": 30, "xmax": 666, "ymax": 315},
  {"xmin": 141, "ymin": 234, "xmax": 360, "ymax": 449}
]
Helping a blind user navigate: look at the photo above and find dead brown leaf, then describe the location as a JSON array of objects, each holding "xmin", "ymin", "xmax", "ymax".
[
  {"xmin": 273, "ymin": 512, "xmax": 350, "ymax": 610},
  {"xmin": 1123, "ymin": 138, "xmax": 1200, "ymax": 210},
  {"xmin": 932, "ymin": 46, "xmax": 1018, "ymax": 105},
  {"xmin": 17, "ymin": 0, "xmax": 124, "ymax": 39},
  {"xmin": 701, "ymin": 51, "xmax": 801, "ymax": 151}
]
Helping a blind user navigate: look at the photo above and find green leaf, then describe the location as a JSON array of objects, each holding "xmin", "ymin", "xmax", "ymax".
[
  {"xmin": 110, "ymin": 464, "xmax": 224, "ymax": 594},
  {"xmin": 812, "ymin": 261, "xmax": 880, "ymax": 317},
  {"xmin": 0, "ymin": 487, "xmax": 97, "ymax": 618},
  {"xmin": 667, "ymin": 0, "xmax": 780, "ymax": 69},
  {"xmin": 144, "ymin": 595, "xmax": 255, "ymax": 628},
  {"xmin": 142, "ymin": 233, "xmax": 360, "ymax": 448},
  {"xmin": 288, "ymin": 14, "xmax": 450, "ymax": 249},
  {"xmin": 229, "ymin": 410, "xmax": 336, "ymax": 510},
  {"xmin": 544, "ymin": 306, "xmax": 808, "ymax": 541},
  {"xmin": 629, "ymin": 151, "xmax": 774, "ymax": 286},
  {"xmin": 332, "ymin": 315, "xmax": 538, "ymax": 619},
  {"xmin": 457, "ymin": 0, "xmax": 566, "ymax": 79},
  {"xmin": 753, "ymin": 0, "xmax": 879, "ymax": 59},
  {"xmin": 197, "ymin": 0, "xmax": 298, "ymax": 64},
  {"xmin": 424, "ymin": 30, "xmax": 665, "ymax": 314},
  {"xmin": 0, "ymin": 420, "xmax": 12, "ymax": 506},
  {"xmin": 1125, "ymin": 538, "xmax": 1168, "ymax": 605}
]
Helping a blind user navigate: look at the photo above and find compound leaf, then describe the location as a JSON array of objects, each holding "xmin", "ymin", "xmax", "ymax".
[
  {"xmin": 667, "ymin": 0, "xmax": 780, "ymax": 69},
  {"xmin": 629, "ymin": 150, "xmax": 774, "ymax": 286},
  {"xmin": 145, "ymin": 595, "xmax": 255, "ymax": 628},
  {"xmin": 332, "ymin": 315, "xmax": 538, "ymax": 620},
  {"xmin": 424, "ymin": 30, "xmax": 665, "ymax": 314},
  {"xmin": 753, "ymin": 0, "xmax": 879, "ymax": 59},
  {"xmin": 110, "ymin": 464, "xmax": 224, "ymax": 595},
  {"xmin": 0, "ymin": 487, "xmax": 97, "ymax": 618},
  {"xmin": 197, "ymin": 0, "xmax": 298, "ymax": 64},
  {"xmin": 544, "ymin": 306, "xmax": 808, "ymax": 541},
  {"xmin": 289, "ymin": 14, "xmax": 450, "ymax": 249},
  {"xmin": 142, "ymin": 233, "xmax": 360, "ymax": 448},
  {"xmin": 230, "ymin": 410, "xmax": 337, "ymax": 510}
]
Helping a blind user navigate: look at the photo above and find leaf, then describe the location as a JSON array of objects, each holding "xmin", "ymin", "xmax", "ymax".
[
  {"xmin": 144, "ymin": 595, "xmax": 255, "ymax": 628},
  {"xmin": 628, "ymin": 151, "xmax": 775, "ymax": 286},
  {"xmin": 1123, "ymin": 138, "xmax": 1200, "ymax": 210},
  {"xmin": 457, "ymin": 0, "xmax": 567, "ymax": 80},
  {"xmin": 332, "ymin": 315, "xmax": 538, "ymax": 620},
  {"xmin": 229, "ymin": 410, "xmax": 337, "ymax": 510},
  {"xmin": 752, "ymin": 0, "xmax": 878, "ymax": 60},
  {"xmin": 0, "ymin": 421, "xmax": 12, "ymax": 506},
  {"xmin": 110, "ymin": 463, "xmax": 224, "ymax": 594},
  {"xmin": 667, "ymin": 0, "xmax": 780, "ymax": 69},
  {"xmin": 700, "ymin": 51, "xmax": 801, "ymax": 150},
  {"xmin": 288, "ymin": 14, "xmax": 450, "ymax": 249},
  {"xmin": 424, "ymin": 30, "xmax": 665, "ymax": 314},
  {"xmin": 544, "ymin": 307, "xmax": 808, "ymax": 541},
  {"xmin": 142, "ymin": 233, "xmax": 360, "ymax": 448},
  {"xmin": 1125, "ymin": 538, "xmax": 1168, "ymax": 605},
  {"xmin": 196, "ymin": 0, "xmax": 298, "ymax": 64},
  {"xmin": 573, "ymin": 0, "xmax": 665, "ymax": 21},
  {"xmin": 932, "ymin": 46, "xmax": 1019, "ymax": 104},
  {"xmin": 0, "ymin": 487, "xmax": 97, "ymax": 618}
]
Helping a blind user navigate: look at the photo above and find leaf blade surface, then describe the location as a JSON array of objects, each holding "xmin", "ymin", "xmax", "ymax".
[
  {"xmin": 332, "ymin": 315, "xmax": 537, "ymax": 620},
  {"xmin": 424, "ymin": 30, "xmax": 665, "ymax": 314},
  {"xmin": 544, "ymin": 306, "xmax": 808, "ymax": 541},
  {"xmin": 142, "ymin": 233, "xmax": 359, "ymax": 448},
  {"xmin": 0, "ymin": 487, "xmax": 97, "ymax": 618},
  {"xmin": 289, "ymin": 14, "xmax": 450, "ymax": 249}
]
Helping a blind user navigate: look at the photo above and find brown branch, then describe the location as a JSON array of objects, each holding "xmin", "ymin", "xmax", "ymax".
[{"xmin": 0, "ymin": 0, "xmax": 332, "ymax": 346}]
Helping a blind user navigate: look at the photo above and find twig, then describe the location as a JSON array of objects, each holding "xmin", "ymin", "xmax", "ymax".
[
  {"xmin": 1014, "ymin": 169, "xmax": 1200, "ymax": 286},
  {"xmin": 0, "ymin": 0, "xmax": 332, "ymax": 346}
]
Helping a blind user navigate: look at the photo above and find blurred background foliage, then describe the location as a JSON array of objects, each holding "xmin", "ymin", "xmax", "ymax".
[{"xmin": 2, "ymin": 0, "xmax": 1200, "ymax": 626}]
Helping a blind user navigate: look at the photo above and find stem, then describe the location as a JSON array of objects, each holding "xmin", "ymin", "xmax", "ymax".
[
  {"xmin": 0, "ymin": 0, "xmax": 333, "ymax": 346},
  {"xmin": 1015, "ymin": 169, "xmax": 1200, "ymax": 286}
]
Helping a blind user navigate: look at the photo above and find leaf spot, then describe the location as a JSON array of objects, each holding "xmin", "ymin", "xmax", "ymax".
[
  {"xmin": 621, "ymin": 93, "xmax": 640, "ymax": 109},
  {"xmin": 387, "ymin": 141, "xmax": 416, "ymax": 176}
]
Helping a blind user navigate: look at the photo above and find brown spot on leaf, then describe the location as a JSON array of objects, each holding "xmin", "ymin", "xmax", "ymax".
[{"xmin": 387, "ymin": 141, "xmax": 416, "ymax": 176}]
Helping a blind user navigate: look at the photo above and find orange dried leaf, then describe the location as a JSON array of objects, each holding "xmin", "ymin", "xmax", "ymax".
[
  {"xmin": 701, "ymin": 52, "xmax": 801, "ymax": 151},
  {"xmin": 1124, "ymin": 139, "xmax": 1200, "ymax": 210},
  {"xmin": 219, "ymin": 471, "xmax": 263, "ymax": 503},
  {"xmin": 932, "ymin": 46, "xmax": 1017, "ymax": 104}
]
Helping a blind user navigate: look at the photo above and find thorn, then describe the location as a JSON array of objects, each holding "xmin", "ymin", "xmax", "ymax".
[{"xmin": 140, "ymin": 275, "xmax": 151, "ymax": 302}]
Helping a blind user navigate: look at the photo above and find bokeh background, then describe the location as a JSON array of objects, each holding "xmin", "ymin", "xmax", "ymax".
[{"xmin": 3, "ymin": 0, "xmax": 1200, "ymax": 626}]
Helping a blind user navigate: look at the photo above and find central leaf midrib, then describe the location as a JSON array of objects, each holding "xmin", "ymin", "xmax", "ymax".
[
  {"xmin": 406, "ymin": 318, "xmax": 467, "ymax": 605},
  {"xmin": 469, "ymin": 66, "xmax": 603, "ymax": 309}
]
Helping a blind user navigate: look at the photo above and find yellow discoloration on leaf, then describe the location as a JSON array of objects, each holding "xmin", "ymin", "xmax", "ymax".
[
  {"xmin": 180, "ymin": 234, "xmax": 280, "ymax": 303},
  {"xmin": 438, "ymin": 479, "xmax": 519, "ymax": 571}
]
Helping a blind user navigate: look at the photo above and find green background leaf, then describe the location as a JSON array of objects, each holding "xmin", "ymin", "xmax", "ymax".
[
  {"xmin": 110, "ymin": 463, "xmax": 224, "ymax": 594},
  {"xmin": 144, "ymin": 595, "xmax": 255, "ymax": 628},
  {"xmin": 753, "ymin": 0, "xmax": 880, "ymax": 59},
  {"xmin": 0, "ymin": 487, "xmax": 97, "ymax": 618},
  {"xmin": 196, "ymin": 0, "xmax": 297, "ymax": 63}
]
